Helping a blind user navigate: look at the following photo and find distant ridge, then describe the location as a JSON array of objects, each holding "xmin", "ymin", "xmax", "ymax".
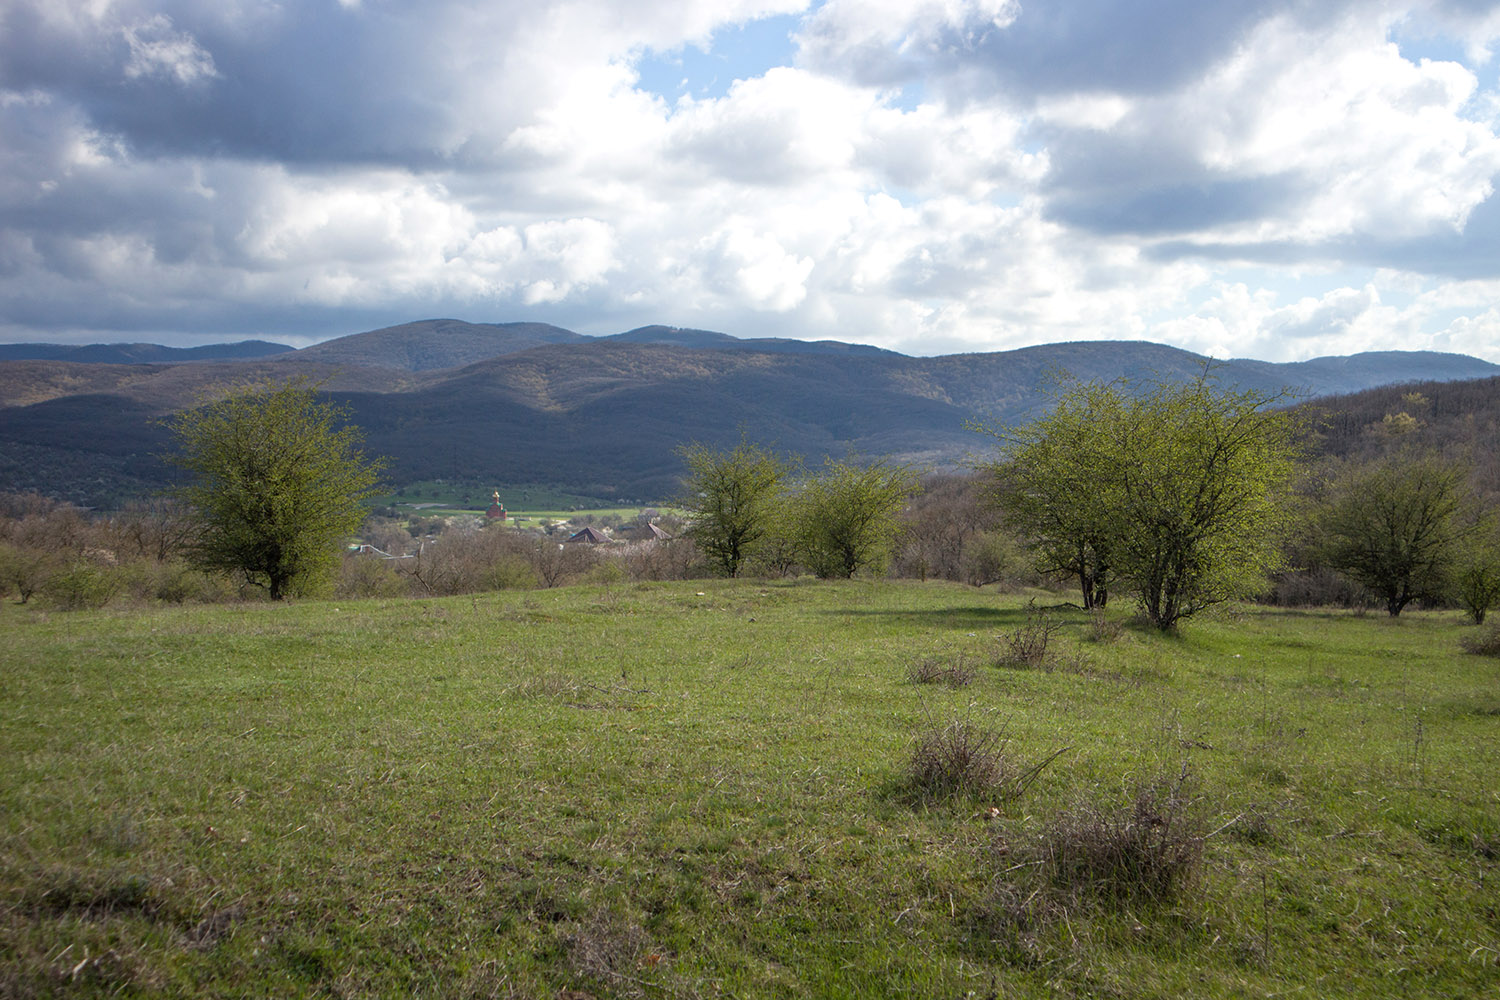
[
  {"xmin": 278, "ymin": 319, "xmax": 898, "ymax": 372},
  {"xmin": 284, "ymin": 319, "xmax": 586, "ymax": 372},
  {"xmin": 604, "ymin": 325, "xmax": 898, "ymax": 357},
  {"xmin": 2, "ymin": 319, "xmax": 1497, "ymax": 507},
  {"xmin": 0, "ymin": 340, "xmax": 293, "ymax": 364}
]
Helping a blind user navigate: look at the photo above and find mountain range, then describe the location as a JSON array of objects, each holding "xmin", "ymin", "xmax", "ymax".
[{"xmin": 1, "ymin": 319, "xmax": 1496, "ymax": 507}]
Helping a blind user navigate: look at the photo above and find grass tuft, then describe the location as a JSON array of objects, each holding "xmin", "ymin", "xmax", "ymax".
[
  {"xmin": 909, "ymin": 719, "xmax": 1013, "ymax": 799},
  {"xmin": 997, "ymin": 600, "xmax": 1064, "ymax": 668},
  {"xmin": 906, "ymin": 652, "xmax": 977, "ymax": 688},
  {"xmin": 1012, "ymin": 765, "xmax": 1206, "ymax": 909}
]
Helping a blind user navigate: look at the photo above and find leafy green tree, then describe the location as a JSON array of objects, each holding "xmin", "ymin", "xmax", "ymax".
[
  {"xmin": 984, "ymin": 380, "xmax": 1127, "ymax": 609},
  {"xmin": 1454, "ymin": 539, "xmax": 1500, "ymax": 625},
  {"xmin": 987, "ymin": 374, "xmax": 1299, "ymax": 629},
  {"xmin": 795, "ymin": 456, "xmax": 921, "ymax": 579},
  {"xmin": 166, "ymin": 378, "xmax": 384, "ymax": 600},
  {"xmin": 677, "ymin": 437, "xmax": 791, "ymax": 577},
  {"xmin": 1320, "ymin": 456, "xmax": 1476, "ymax": 616}
]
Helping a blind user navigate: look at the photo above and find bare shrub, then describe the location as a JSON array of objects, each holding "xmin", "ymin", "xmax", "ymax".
[
  {"xmin": 908, "ymin": 717, "xmax": 1067, "ymax": 802},
  {"xmin": 531, "ymin": 538, "xmax": 598, "ymax": 588},
  {"xmin": 1027, "ymin": 766, "xmax": 1205, "ymax": 907},
  {"xmin": 910, "ymin": 719, "xmax": 1012, "ymax": 799},
  {"xmin": 150, "ymin": 564, "xmax": 239, "ymax": 604},
  {"xmin": 1264, "ymin": 567, "xmax": 1372, "ymax": 609},
  {"xmin": 336, "ymin": 553, "xmax": 408, "ymax": 599},
  {"xmin": 108, "ymin": 498, "xmax": 193, "ymax": 563},
  {"xmin": 1461, "ymin": 622, "xmax": 1500, "ymax": 657},
  {"xmin": 905, "ymin": 653, "xmax": 976, "ymax": 688},
  {"xmin": 400, "ymin": 526, "xmax": 544, "ymax": 595},
  {"xmin": 1087, "ymin": 611, "xmax": 1124, "ymax": 644},
  {"xmin": 998, "ymin": 600, "xmax": 1064, "ymax": 667},
  {"xmin": 620, "ymin": 538, "xmax": 705, "ymax": 582}
]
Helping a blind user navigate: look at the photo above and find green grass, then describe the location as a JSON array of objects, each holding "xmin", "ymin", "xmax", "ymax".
[
  {"xmin": 390, "ymin": 503, "xmax": 660, "ymax": 528},
  {"xmin": 372, "ymin": 481, "xmax": 624, "ymax": 513},
  {"xmin": 2, "ymin": 583, "xmax": 1497, "ymax": 997}
]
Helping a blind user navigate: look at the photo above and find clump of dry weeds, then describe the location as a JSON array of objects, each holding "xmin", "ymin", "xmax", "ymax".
[{"xmin": 906, "ymin": 652, "xmax": 977, "ymax": 688}]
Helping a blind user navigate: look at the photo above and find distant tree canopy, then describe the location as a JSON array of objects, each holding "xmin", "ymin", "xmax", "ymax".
[
  {"xmin": 166, "ymin": 378, "xmax": 384, "ymax": 600},
  {"xmin": 986, "ymin": 373, "xmax": 1301, "ymax": 629}
]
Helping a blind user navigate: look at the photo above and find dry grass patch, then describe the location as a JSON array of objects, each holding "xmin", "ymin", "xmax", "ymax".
[
  {"xmin": 905, "ymin": 652, "xmax": 977, "ymax": 688},
  {"xmin": 997, "ymin": 600, "xmax": 1064, "ymax": 668},
  {"xmin": 993, "ymin": 766, "xmax": 1208, "ymax": 915}
]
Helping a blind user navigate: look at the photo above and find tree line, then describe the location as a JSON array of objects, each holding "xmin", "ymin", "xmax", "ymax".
[
  {"xmin": 2, "ymin": 374, "xmax": 1497, "ymax": 630},
  {"xmin": 680, "ymin": 372, "xmax": 1500, "ymax": 629}
]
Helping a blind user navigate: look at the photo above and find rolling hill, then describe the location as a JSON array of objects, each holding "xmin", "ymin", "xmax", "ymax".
[
  {"xmin": 0, "ymin": 340, "xmax": 294, "ymax": 364},
  {"xmin": 1, "ymin": 320, "xmax": 1496, "ymax": 507}
]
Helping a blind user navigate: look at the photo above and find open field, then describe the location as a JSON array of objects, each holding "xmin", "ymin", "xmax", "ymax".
[
  {"xmin": 391, "ymin": 508, "xmax": 659, "ymax": 529},
  {"xmin": 372, "ymin": 483, "xmax": 624, "ymax": 514},
  {"xmin": 2, "ymin": 581, "xmax": 1497, "ymax": 997}
]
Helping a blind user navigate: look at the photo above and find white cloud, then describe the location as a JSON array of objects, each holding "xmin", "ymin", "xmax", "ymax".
[
  {"xmin": 121, "ymin": 14, "xmax": 219, "ymax": 85},
  {"xmin": 1, "ymin": 0, "xmax": 1499, "ymax": 364},
  {"xmin": 1185, "ymin": 12, "xmax": 1500, "ymax": 241}
]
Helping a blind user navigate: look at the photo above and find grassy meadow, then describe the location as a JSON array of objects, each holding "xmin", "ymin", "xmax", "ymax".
[{"xmin": 2, "ymin": 580, "xmax": 1497, "ymax": 998}]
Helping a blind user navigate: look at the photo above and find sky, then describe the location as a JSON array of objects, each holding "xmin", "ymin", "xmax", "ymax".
[{"xmin": 2, "ymin": 0, "xmax": 1499, "ymax": 362}]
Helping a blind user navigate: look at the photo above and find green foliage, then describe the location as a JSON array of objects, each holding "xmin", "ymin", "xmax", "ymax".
[
  {"xmin": 988, "ymin": 373, "xmax": 1300, "ymax": 628},
  {"xmin": 0, "ymin": 541, "xmax": 56, "ymax": 604},
  {"xmin": 985, "ymin": 379, "xmax": 1126, "ymax": 608},
  {"xmin": 794, "ymin": 456, "xmax": 922, "ymax": 579},
  {"xmin": 39, "ymin": 561, "xmax": 120, "ymax": 611},
  {"xmin": 166, "ymin": 378, "xmax": 384, "ymax": 600},
  {"xmin": 1319, "ymin": 456, "xmax": 1475, "ymax": 616},
  {"xmin": 676, "ymin": 437, "xmax": 791, "ymax": 577},
  {"xmin": 1454, "ymin": 542, "xmax": 1500, "ymax": 625}
]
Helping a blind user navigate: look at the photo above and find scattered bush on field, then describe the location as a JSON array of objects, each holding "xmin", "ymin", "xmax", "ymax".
[
  {"xmin": 1460, "ymin": 622, "xmax": 1500, "ymax": 656},
  {"xmin": 40, "ymin": 562, "xmax": 120, "ymax": 610},
  {"xmin": 908, "ymin": 715, "xmax": 1067, "ymax": 802},
  {"xmin": 909, "ymin": 719, "xmax": 1013, "ymax": 799},
  {"xmin": 906, "ymin": 652, "xmax": 977, "ymax": 688},
  {"xmin": 1010, "ymin": 765, "xmax": 1206, "ymax": 908},
  {"xmin": 998, "ymin": 600, "xmax": 1064, "ymax": 667},
  {"xmin": 1087, "ymin": 611, "xmax": 1124, "ymax": 644},
  {"xmin": 564, "ymin": 909, "xmax": 662, "ymax": 996}
]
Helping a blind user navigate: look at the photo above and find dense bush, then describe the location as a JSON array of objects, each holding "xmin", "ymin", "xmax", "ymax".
[
  {"xmin": 40, "ymin": 562, "xmax": 120, "ymax": 611},
  {"xmin": 1460, "ymin": 623, "xmax": 1500, "ymax": 656}
]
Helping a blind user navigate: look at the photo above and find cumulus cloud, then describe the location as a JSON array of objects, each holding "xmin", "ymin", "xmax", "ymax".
[{"xmin": 0, "ymin": 0, "xmax": 1497, "ymax": 363}]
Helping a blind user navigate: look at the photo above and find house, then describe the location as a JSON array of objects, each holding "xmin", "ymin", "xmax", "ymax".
[{"xmin": 566, "ymin": 526, "xmax": 609, "ymax": 544}]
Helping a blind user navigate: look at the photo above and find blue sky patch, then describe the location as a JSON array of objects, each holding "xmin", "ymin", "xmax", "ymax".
[{"xmin": 634, "ymin": 13, "xmax": 803, "ymax": 103}]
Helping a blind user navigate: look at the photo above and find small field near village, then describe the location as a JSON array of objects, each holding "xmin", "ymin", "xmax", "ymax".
[{"xmin": 2, "ymin": 580, "xmax": 1497, "ymax": 998}]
